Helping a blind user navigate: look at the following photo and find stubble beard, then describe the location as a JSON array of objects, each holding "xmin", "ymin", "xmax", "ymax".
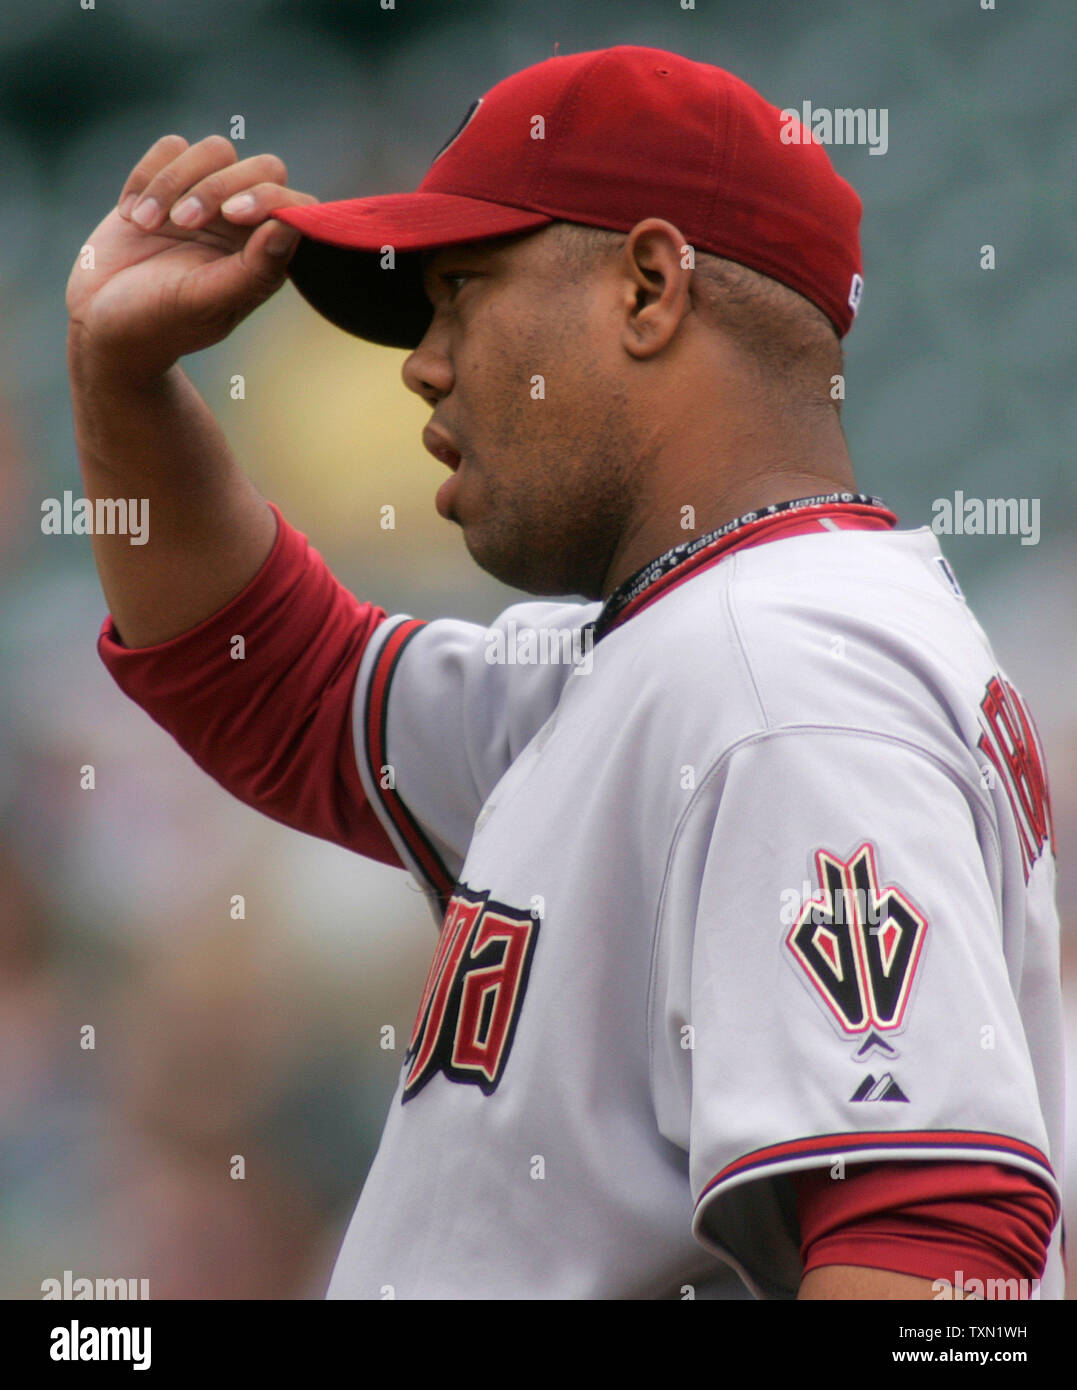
[{"xmin": 461, "ymin": 421, "xmax": 639, "ymax": 599}]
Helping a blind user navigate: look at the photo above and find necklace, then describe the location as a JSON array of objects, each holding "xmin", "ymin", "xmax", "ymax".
[{"xmin": 589, "ymin": 491, "xmax": 895, "ymax": 643}]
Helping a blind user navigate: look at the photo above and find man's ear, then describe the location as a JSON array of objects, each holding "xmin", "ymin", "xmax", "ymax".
[{"xmin": 618, "ymin": 218, "xmax": 694, "ymax": 360}]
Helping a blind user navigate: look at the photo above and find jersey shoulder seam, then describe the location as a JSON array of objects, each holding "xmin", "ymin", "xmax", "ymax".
[
  {"xmin": 664, "ymin": 720, "xmax": 1002, "ymax": 896},
  {"xmin": 722, "ymin": 556, "xmax": 772, "ymax": 728}
]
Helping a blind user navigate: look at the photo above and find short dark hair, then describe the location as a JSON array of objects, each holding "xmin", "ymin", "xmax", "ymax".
[{"xmin": 548, "ymin": 220, "xmax": 844, "ymax": 409}]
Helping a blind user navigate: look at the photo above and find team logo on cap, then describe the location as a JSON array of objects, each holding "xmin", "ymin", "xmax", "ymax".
[
  {"xmin": 403, "ymin": 884, "xmax": 538, "ymax": 1101},
  {"xmin": 785, "ymin": 842, "xmax": 927, "ymax": 1044},
  {"xmin": 430, "ymin": 97, "xmax": 483, "ymax": 165}
]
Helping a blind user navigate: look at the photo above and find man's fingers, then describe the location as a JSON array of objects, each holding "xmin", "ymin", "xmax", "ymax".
[
  {"xmin": 122, "ymin": 134, "xmax": 239, "ymax": 232},
  {"xmin": 116, "ymin": 134, "xmax": 190, "ymax": 218},
  {"xmin": 161, "ymin": 161, "xmax": 313, "ymax": 232},
  {"xmin": 165, "ymin": 156, "xmax": 290, "ymax": 228},
  {"xmin": 179, "ymin": 219, "xmax": 301, "ymax": 323},
  {"xmin": 220, "ymin": 183, "xmax": 319, "ymax": 223},
  {"xmin": 240, "ymin": 217, "xmax": 304, "ymax": 285}
]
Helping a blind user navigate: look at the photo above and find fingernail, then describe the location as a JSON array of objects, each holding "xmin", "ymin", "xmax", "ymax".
[
  {"xmin": 131, "ymin": 198, "xmax": 159, "ymax": 228},
  {"xmin": 170, "ymin": 196, "xmax": 202, "ymax": 227},
  {"xmin": 266, "ymin": 226, "xmax": 298, "ymax": 256},
  {"xmin": 118, "ymin": 193, "xmax": 137, "ymax": 220},
  {"xmin": 222, "ymin": 192, "xmax": 256, "ymax": 215}
]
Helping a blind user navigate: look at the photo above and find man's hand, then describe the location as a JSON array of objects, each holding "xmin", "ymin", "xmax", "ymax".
[
  {"xmin": 66, "ymin": 133, "xmax": 317, "ymax": 382},
  {"xmin": 65, "ymin": 134, "xmax": 320, "ymax": 646}
]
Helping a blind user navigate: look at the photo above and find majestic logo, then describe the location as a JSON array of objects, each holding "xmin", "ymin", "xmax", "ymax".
[
  {"xmin": 977, "ymin": 674, "xmax": 1055, "ymax": 882},
  {"xmin": 403, "ymin": 885, "xmax": 539, "ymax": 1101},
  {"xmin": 785, "ymin": 843, "xmax": 928, "ymax": 1055},
  {"xmin": 850, "ymin": 1072, "xmax": 909, "ymax": 1103}
]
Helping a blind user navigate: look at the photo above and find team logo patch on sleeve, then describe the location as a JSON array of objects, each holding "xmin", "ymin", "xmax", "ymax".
[
  {"xmin": 402, "ymin": 885, "xmax": 539, "ymax": 1102},
  {"xmin": 785, "ymin": 843, "xmax": 927, "ymax": 1051}
]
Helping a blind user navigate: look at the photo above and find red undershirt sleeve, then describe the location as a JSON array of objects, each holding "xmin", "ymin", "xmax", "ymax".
[
  {"xmin": 794, "ymin": 1160, "xmax": 1057, "ymax": 1294},
  {"xmin": 97, "ymin": 501, "xmax": 403, "ymax": 867}
]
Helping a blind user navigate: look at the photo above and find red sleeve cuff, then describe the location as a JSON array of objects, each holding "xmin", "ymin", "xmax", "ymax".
[
  {"xmin": 794, "ymin": 1160, "xmax": 1056, "ymax": 1295},
  {"xmin": 98, "ymin": 502, "xmax": 402, "ymax": 865}
]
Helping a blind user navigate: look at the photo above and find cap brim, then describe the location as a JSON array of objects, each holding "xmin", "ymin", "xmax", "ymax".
[{"xmin": 273, "ymin": 192, "xmax": 554, "ymax": 349}]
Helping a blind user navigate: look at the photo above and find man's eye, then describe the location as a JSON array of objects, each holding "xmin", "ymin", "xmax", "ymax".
[{"xmin": 440, "ymin": 272, "xmax": 470, "ymax": 299}]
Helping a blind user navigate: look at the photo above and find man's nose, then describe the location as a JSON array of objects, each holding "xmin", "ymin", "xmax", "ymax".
[{"xmin": 402, "ymin": 332, "xmax": 453, "ymax": 405}]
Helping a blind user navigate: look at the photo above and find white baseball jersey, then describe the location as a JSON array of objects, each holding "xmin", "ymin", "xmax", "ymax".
[{"xmin": 322, "ymin": 496, "xmax": 1063, "ymax": 1299}]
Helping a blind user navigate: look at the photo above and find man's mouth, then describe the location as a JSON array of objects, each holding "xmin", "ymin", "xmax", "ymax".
[
  {"xmin": 423, "ymin": 423, "xmax": 464, "ymax": 520},
  {"xmin": 422, "ymin": 423, "xmax": 462, "ymax": 472}
]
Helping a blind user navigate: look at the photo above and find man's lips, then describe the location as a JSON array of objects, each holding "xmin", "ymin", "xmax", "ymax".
[
  {"xmin": 422, "ymin": 423, "xmax": 462, "ymax": 472},
  {"xmin": 435, "ymin": 469, "xmax": 461, "ymax": 520},
  {"xmin": 423, "ymin": 423, "xmax": 464, "ymax": 520}
]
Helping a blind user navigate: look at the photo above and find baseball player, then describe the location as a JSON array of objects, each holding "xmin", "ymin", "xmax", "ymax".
[{"xmin": 66, "ymin": 46, "xmax": 1063, "ymax": 1299}]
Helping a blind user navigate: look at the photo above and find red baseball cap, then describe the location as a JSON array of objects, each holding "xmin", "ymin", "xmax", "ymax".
[{"xmin": 273, "ymin": 44, "xmax": 864, "ymax": 347}]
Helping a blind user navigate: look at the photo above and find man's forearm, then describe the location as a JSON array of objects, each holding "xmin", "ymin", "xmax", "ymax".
[{"xmin": 68, "ymin": 334, "xmax": 277, "ymax": 649}]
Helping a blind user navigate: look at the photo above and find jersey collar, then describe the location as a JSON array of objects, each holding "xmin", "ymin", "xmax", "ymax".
[{"xmin": 589, "ymin": 492, "xmax": 898, "ymax": 644}]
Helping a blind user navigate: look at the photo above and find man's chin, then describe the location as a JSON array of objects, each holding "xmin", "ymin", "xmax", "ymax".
[{"xmin": 462, "ymin": 529, "xmax": 566, "ymax": 597}]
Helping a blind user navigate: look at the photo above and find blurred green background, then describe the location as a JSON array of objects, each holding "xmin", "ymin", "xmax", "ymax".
[{"xmin": 1, "ymin": 0, "xmax": 1074, "ymax": 1299}]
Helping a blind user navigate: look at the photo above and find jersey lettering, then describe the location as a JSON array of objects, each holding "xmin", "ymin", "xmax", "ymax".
[
  {"xmin": 403, "ymin": 886, "xmax": 539, "ymax": 1101},
  {"xmin": 786, "ymin": 843, "xmax": 928, "ymax": 1038},
  {"xmin": 978, "ymin": 675, "xmax": 1056, "ymax": 881}
]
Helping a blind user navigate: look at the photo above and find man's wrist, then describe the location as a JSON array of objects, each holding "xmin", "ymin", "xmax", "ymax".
[{"xmin": 66, "ymin": 325, "xmax": 177, "ymax": 397}]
